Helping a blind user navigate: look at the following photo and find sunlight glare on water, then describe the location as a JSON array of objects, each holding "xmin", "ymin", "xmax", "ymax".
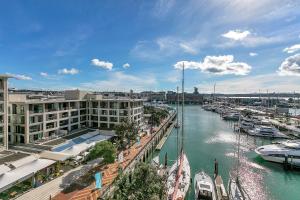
[{"xmin": 158, "ymin": 106, "xmax": 300, "ymax": 200}]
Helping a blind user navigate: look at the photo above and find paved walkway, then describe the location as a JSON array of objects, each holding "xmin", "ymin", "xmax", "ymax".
[
  {"xmin": 54, "ymin": 134, "xmax": 153, "ymax": 200},
  {"xmin": 54, "ymin": 114, "xmax": 174, "ymax": 200},
  {"xmin": 16, "ymin": 159, "xmax": 101, "ymax": 200}
]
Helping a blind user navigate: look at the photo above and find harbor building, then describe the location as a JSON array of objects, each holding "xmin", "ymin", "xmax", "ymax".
[
  {"xmin": 8, "ymin": 90, "xmax": 143, "ymax": 145},
  {"xmin": 0, "ymin": 75, "xmax": 11, "ymax": 150}
]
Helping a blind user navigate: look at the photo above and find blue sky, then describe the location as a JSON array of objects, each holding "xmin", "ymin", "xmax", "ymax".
[{"xmin": 1, "ymin": 0, "xmax": 300, "ymax": 93}]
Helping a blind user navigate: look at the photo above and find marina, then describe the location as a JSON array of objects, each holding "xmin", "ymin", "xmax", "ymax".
[{"xmin": 157, "ymin": 105, "xmax": 300, "ymax": 200}]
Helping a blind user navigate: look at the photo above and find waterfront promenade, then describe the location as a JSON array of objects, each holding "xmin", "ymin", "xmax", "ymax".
[
  {"xmin": 52, "ymin": 112, "xmax": 175, "ymax": 200},
  {"xmin": 12, "ymin": 111, "xmax": 175, "ymax": 200}
]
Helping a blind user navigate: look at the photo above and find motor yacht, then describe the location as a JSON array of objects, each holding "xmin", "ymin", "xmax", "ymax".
[
  {"xmin": 223, "ymin": 113, "xmax": 240, "ymax": 121},
  {"xmin": 247, "ymin": 126, "xmax": 288, "ymax": 138},
  {"xmin": 194, "ymin": 171, "xmax": 217, "ymax": 200},
  {"xmin": 255, "ymin": 140, "xmax": 300, "ymax": 165},
  {"xmin": 240, "ymin": 118, "xmax": 255, "ymax": 132}
]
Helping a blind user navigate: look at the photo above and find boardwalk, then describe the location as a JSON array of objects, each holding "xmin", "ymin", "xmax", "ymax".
[
  {"xmin": 54, "ymin": 134, "xmax": 153, "ymax": 200},
  {"xmin": 14, "ymin": 113, "xmax": 174, "ymax": 200},
  {"xmin": 54, "ymin": 113, "xmax": 175, "ymax": 200}
]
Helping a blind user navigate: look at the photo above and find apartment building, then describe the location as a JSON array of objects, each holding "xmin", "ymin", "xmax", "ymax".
[
  {"xmin": 88, "ymin": 94, "xmax": 143, "ymax": 129},
  {"xmin": 8, "ymin": 90, "xmax": 143, "ymax": 144},
  {"xmin": 0, "ymin": 75, "xmax": 10, "ymax": 150}
]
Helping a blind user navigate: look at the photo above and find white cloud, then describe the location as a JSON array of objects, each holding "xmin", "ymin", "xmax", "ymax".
[
  {"xmin": 277, "ymin": 54, "xmax": 300, "ymax": 76},
  {"xmin": 6, "ymin": 73, "xmax": 32, "ymax": 80},
  {"xmin": 220, "ymin": 30, "xmax": 284, "ymax": 48},
  {"xmin": 222, "ymin": 30, "xmax": 251, "ymax": 41},
  {"xmin": 197, "ymin": 73, "xmax": 300, "ymax": 93},
  {"xmin": 123, "ymin": 63, "xmax": 130, "ymax": 68},
  {"xmin": 91, "ymin": 59, "xmax": 113, "ymax": 70},
  {"xmin": 58, "ymin": 68, "xmax": 79, "ymax": 75},
  {"xmin": 153, "ymin": 0, "xmax": 176, "ymax": 17},
  {"xmin": 40, "ymin": 72, "xmax": 48, "ymax": 77},
  {"xmin": 179, "ymin": 43, "xmax": 198, "ymax": 54},
  {"xmin": 174, "ymin": 55, "xmax": 251, "ymax": 75},
  {"xmin": 81, "ymin": 71, "xmax": 157, "ymax": 92},
  {"xmin": 283, "ymin": 44, "xmax": 300, "ymax": 54},
  {"xmin": 249, "ymin": 52, "xmax": 258, "ymax": 56},
  {"xmin": 130, "ymin": 36, "xmax": 204, "ymax": 59}
]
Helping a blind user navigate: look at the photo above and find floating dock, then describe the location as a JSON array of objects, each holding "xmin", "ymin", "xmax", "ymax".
[{"xmin": 155, "ymin": 122, "xmax": 175, "ymax": 150}]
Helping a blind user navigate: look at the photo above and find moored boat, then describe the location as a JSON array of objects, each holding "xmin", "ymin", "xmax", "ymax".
[
  {"xmin": 247, "ymin": 126, "xmax": 288, "ymax": 138},
  {"xmin": 167, "ymin": 152, "xmax": 191, "ymax": 199},
  {"xmin": 255, "ymin": 140, "xmax": 300, "ymax": 165},
  {"xmin": 166, "ymin": 63, "xmax": 191, "ymax": 200},
  {"xmin": 194, "ymin": 171, "xmax": 217, "ymax": 200},
  {"xmin": 228, "ymin": 176, "xmax": 250, "ymax": 200}
]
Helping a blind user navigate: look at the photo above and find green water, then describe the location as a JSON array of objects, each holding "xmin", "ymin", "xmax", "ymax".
[{"xmin": 158, "ymin": 105, "xmax": 300, "ymax": 200}]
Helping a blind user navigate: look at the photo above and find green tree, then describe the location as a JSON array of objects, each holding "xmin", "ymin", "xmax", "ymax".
[
  {"xmin": 115, "ymin": 121, "xmax": 138, "ymax": 150},
  {"xmin": 111, "ymin": 162, "xmax": 166, "ymax": 200},
  {"xmin": 88, "ymin": 141, "xmax": 116, "ymax": 164},
  {"xmin": 144, "ymin": 106, "xmax": 169, "ymax": 126}
]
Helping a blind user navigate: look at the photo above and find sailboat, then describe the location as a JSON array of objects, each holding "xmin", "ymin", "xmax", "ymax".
[
  {"xmin": 227, "ymin": 114, "xmax": 251, "ymax": 200},
  {"xmin": 167, "ymin": 63, "xmax": 191, "ymax": 200}
]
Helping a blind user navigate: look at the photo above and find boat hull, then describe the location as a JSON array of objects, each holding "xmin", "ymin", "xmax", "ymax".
[{"xmin": 167, "ymin": 153, "xmax": 191, "ymax": 200}]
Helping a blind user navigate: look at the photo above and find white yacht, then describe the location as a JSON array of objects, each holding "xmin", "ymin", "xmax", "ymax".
[
  {"xmin": 247, "ymin": 126, "xmax": 288, "ymax": 138},
  {"xmin": 194, "ymin": 171, "xmax": 217, "ymax": 200},
  {"xmin": 223, "ymin": 113, "xmax": 240, "ymax": 121},
  {"xmin": 255, "ymin": 140, "xmax": 300, "ymax": 165},
  {"xmin": 240, "ymin": 118, "xmax": 254, "ymax": 132},
  {"xmin": 228, "ymin": 177, "xmax": 250, "ymax": 200},
  {"xmin": 167, "ymin": 153, "xmax": 191, "ymax": 200}
]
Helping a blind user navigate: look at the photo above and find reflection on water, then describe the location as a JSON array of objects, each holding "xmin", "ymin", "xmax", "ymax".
[
  {"xmin": 205, "ymin": 131, "xmax": 237, "ymax": 144},
  {"xmin": 159, "ymin": 106, "xmax": 300, "ymax": 200}
]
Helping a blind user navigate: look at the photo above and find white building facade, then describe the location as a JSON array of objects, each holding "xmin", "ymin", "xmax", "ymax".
[
  {"xmin": 8, "ymin": 90, "xmax": 143, "ymax": 144},
  {"xmin": 0, "ymin": 75, "xmax": 10, "ymax": 150}
]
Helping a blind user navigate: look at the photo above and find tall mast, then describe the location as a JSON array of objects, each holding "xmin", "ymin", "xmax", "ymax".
[
  {"xmin": 176, "ymin": 86, "xmax": 179, "ymax": 168},
  {"xmin": 236, "ymin": 113, "xmax": 241, "ymax": 179},
  {"xmin": 181, "ymin": 62, "xmax": 185, "ymax": 152}
]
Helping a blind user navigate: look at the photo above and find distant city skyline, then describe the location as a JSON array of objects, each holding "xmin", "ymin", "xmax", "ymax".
[{"xmin": 1, "ymin": 0, "xmax": 300, "ymax": 93}]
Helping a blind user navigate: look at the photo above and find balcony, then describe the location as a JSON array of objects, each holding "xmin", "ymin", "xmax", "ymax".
[
  {"xmin": 60, "ymin": 112, "xmax": 68, "ymax": 118},
  {"xmin": 71, "ymin": 118, "xmax": 78, "ymax": 124},
  {"xmin": 71, "ymin": 111, "xmax": 78, "ymax": 117},
  {"xmin": 59, "ymin": 120, "xmax": 69, "ymax": 126}
]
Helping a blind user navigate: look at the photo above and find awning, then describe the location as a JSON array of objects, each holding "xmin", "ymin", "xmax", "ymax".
[
  {"xmin": 0, "ymin": 158, "xmax": 55, "ymax": 193},
  {"xmin": 7, "ymin": 155, "xmax": 39, "ymax": 169},
  {"xmin": 0, "ymin": 165, "xmax": 11, "ymax": 176},
  {"xmin": 39, "ymin": 151, "xmax": 71, "ymax": 161}
]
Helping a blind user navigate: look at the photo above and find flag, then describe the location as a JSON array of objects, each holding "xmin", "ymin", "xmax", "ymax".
[
  {"xmin": 137, "ymin": 136, "xmax": 140, "ymax": 145},
  {"xmin": 95, "ymin": 172, "xmax": 102, "ymax": 189}
]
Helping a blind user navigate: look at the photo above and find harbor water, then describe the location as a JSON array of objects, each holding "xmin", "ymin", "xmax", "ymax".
[{"xmin": 158, "ymin": 105, "xmax": 300, "ymax": 200}]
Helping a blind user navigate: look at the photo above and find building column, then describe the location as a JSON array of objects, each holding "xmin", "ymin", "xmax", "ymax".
[{"xmin": 24, "ymin": 104, "xmax": 30, "ymax": 144}]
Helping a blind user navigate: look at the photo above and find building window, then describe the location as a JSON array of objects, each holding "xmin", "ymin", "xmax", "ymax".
[
  {"xmin": 100, "ymin": 102, "xmax": 108, "ymax": 108},
  {"xmin": 100, "ymin": 116, "xmax": 107, "ymax": 121},
  {"xmin": 110, "ymin": 117, "xmax": 118, "ymax": 122},
  {"xmin": 109, "ymin": 110, "xmax": 117, "ymax": 115}
]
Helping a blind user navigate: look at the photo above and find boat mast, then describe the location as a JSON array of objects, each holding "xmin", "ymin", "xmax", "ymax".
[
  {"xmin": 176, "ymin": 86, "xmax": 179, "ymax": 169},
  {"xmin": 181, "ymin": 62, "xmax": 185, "ymax": 153},
  {"xmin": 236, "ymin": 113, "xmax": 241, "ymax": 180}
]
